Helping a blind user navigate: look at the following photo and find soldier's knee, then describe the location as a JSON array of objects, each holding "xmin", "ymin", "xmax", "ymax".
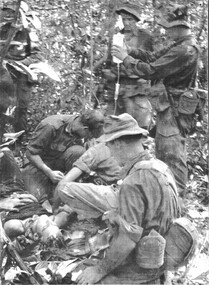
[{"xmin": 58, "ymin": 181, "xmax": 78, "ymax": 196}]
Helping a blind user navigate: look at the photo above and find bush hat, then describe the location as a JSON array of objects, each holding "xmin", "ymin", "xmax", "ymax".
[
  {"xmin": 98, "ymin": 113, "xmax": 148, "ymax": 143},
  {"xmin": 158, "ymin": 4, "xmax": 190, "ymax": 29},
  {"xmin": 116, "ymin": 0, "xmax": 141, "ymax": 21}
]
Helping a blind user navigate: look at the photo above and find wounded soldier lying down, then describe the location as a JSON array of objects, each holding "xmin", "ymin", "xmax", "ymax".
[{"xmin": 0, "ymin": 147, "xmax": 70, "ymax": 240}]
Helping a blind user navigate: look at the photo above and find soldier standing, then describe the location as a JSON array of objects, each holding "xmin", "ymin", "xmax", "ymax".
[
  {"xmin": 103, "ymin": 0, "xmax": 153, "ymax": 129},
  {"xmin": 111, "ymin": 5, "xmax": 201, "ymax": 196}
]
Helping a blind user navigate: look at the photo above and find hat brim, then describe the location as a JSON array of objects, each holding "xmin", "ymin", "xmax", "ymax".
[
  {"xmin": 98, "ymin": 128, "xmax": 148, "ymax": 143},
  {"xmin": 116, "ymin": 7, "xmax": 140, "ymax": 21},
  {"xmin": 157, "ymin": 18, "xmax": 190, "ymax": 29}
]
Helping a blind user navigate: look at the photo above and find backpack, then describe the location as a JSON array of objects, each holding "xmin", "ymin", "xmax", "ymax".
[
  {"xmin": 132, "ymin": 159, "xmax": 199, "ymax": 270},
  {"xmin": 164, "ymin": 217, "xmax": 199, "ymax": 270}
]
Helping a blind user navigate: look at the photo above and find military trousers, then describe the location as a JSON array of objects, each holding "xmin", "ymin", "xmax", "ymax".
[
  {"xmin": 105, "ymin": 82, "xmax": 152, "ymax": 129},
  {"xmin": 155, "ymin": 133, "xmax": 187, "ymax": 197},
  {"xmin": 58, "ymin": 182, "xmax": 119, "ymax": 219}
]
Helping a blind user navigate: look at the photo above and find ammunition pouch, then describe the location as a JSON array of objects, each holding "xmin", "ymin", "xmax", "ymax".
[
  {"xmin": 177, "ymin": 89, "xmax": 199, "ymax": 135},
  {"xmin": 167, "ymin": 88, "xmax": 201, "ymax": 136},
  {"xmin": 178, "ymin": 90, "xmax": 199, "ymax": 115}
]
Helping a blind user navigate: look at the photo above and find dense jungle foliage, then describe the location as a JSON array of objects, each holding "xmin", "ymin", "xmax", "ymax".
[{"xmin": 20, "ymin": 0, "xmax": 208, "ymax": 131}]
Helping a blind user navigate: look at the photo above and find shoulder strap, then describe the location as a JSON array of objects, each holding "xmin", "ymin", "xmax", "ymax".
[
  {"xmin": 166, "ymin": 88, "xmax": 185, "ymax": 136},
  {"xmin": 131, "ymin": 159, "xmax": 168, "ymax": 174},
  {"xmin": 130, "ymin": 159, "xmax": 178, "ymax": 197}
]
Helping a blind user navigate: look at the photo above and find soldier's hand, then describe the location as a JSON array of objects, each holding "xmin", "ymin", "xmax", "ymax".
[
  {"xmin": 0, "ymin": 193, "xmax": 38, "ymax": 212},
  {"xmin": 0, "ymin": 197, "xmax": 27, "ymax": 212},
  {"xmin": 111, "ymin": 45, "xmax": 128, "ymax": 61},
  {"xmin": 11, "ymin": 193, "xmax": 38, "ymax": 203},
  {"xmin": 48, "ymin": 170, "xmax": 64, "ymax": 183},
  {"xmin": 102, "ymin": 210, "xmax": 119, "ymax": 225}
]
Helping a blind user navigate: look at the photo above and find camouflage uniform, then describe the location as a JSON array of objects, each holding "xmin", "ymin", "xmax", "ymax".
[
  {"xmin": 122, "ymin": 13, "xmax": 199, "ymax": 196},
  {"xmin": 23, "ymin": 114, "xmax": 85, "ymax": 203},
  {"xmin": 23, "ymin": 110, "xmax": 104, "ymax": 204}
]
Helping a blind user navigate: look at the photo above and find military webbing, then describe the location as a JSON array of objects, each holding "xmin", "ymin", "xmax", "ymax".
[
  {"xmin": 128, "ymin": 159, "xmax": 179, "ymax": 198},
  {"xmin": 166, "ymin": 40, "xmax": 199, "ymax": 137}
]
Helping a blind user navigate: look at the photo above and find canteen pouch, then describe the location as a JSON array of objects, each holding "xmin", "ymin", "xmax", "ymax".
[
  {"xmin": 176, "ymin": 90, "xmax": 199, "ymax": 135},
  {"xmin": 178, "ymin": 90, "xmax": 199, "ymax": 115},
  {"xmin": 135, "ymin": 229, "xmax": 166, "ymax": 269}
]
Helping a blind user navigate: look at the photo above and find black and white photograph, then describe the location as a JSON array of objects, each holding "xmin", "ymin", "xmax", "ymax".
[{"xmin": 0, "ymin": 0, "xmax": 208, "ymax": 284}]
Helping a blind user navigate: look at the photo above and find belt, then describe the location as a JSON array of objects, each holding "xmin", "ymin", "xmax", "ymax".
[
  {"xmin": 166, "ymin": 86, "xmax": 187, "ymax": 97},
  {"xmin": 119, "ymin": 78, "xmax": 138, "ymax": 85}
]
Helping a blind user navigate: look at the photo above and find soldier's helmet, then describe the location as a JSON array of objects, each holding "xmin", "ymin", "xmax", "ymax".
[
  {"xmin": 115, "ymin": 0, "xmax": 141, "ymax": 21},
  {"xmin": 158, "ymin": 4, "xmax": 190, "ymax": 29}
]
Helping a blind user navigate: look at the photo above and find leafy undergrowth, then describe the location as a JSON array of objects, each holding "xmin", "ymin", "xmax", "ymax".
[
  {"xmin": 2, "ymin": 195, "xmax": 208, "ymax": 285},
  {"xmin": 170, "ymin": 121, "xmax": 209, "ymax": 285}
]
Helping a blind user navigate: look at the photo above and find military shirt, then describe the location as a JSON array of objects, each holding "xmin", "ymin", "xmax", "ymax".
[
  {"xmin": 73, "ymin": 143, "xmax": 122, "ymax": 184},
  {"xmin": 27, "ymin": 114, "xmax": 83, "ymax": 161},
  {"xmin": 105, "ymin": 29, "xmax": 154, "ymax": 98},
  {"xmin": 123, "ymin": 35, "xmax": 199, "ymax": 136},
  {"xmin": 110, "ymin": 29, "xmax": 154, "ymax": 79},
  {"xmin": 118, "ymin": 150, "xmax": 180, "ymax": 241},
  {"xmin": 123, "ymin": 35, "xmax": 198, "ymax": 89}
]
